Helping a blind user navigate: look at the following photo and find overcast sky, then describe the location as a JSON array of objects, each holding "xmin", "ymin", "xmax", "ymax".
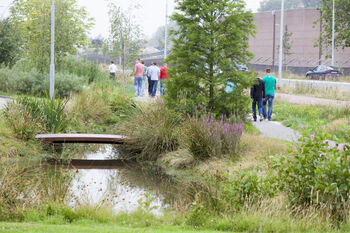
[{"xmin": 1, "ymin": 0, "xmax": 260, "ymax": 38}]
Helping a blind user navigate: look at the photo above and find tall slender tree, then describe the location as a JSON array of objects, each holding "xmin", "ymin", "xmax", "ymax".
[
  {"xmin": 166, "ymin": 0, "xmax": 255, "ymax": 117},
  {"xmin": 108, "ymin": 3, "xmax": 144, "ymax": 89}
]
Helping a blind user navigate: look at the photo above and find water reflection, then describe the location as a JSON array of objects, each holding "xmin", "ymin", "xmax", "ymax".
[{"xmin": 67, "ymin": 145, "xmax": 169, "ymax": 215}]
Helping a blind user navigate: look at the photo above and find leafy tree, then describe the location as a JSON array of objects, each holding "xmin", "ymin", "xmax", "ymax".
[
  {"xmin": 278, "ymin": 25, "xmax": 293, "ymax": 64},
  {"xmin": 319, "ymin": 0, "xmax": 350, "ymax": 49},
  {"xmin": 11, "ymin": 0, "xmax": 93, "ymax": 72},
  {"xmin": 166, "ymin": 0, "xmax": 255, "ymax": 117},
  {"xmin": 108, "ymin": 3, "xmax": 144, "ymax": 88},
  {"xmin": 258, "ymin": 0, "xmax": 320, "ymax": 12},
  {"xmin": 0, "ymin": 18, "xmax": 22, "ymax": 67}
]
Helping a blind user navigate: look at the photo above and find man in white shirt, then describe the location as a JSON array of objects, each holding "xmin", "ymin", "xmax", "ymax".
[
  {"xmin": 147, "ymin": 62, "xmax": 160, "ymax": 97},
  {"xmin": 109, "ymin": 61, "xmax": 117, "ymax": 80}
]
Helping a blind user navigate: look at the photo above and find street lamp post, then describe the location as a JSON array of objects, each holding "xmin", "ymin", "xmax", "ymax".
[
  {"xmin": 164, "ymin": 0, "xmax": 168, "ymax": 59},
  {"xmin": 331, "ymin": 0, "xmax": 335, "ymax": 66},
  {"xmin": 272, "ymin": 11, "xmax": 276, "ymax": 70},
  {"xmin": 50, "ymin": 0, "xmax": 55, "ymax": 99},
  {"xmin": 278, "ymin": 0, "xmax": 285, "ymax": 88}
]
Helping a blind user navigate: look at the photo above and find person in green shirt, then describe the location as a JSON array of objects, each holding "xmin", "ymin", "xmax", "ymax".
[{"xmin": 262, "ymin": 68, "xmax": 277, "ymax": 121}]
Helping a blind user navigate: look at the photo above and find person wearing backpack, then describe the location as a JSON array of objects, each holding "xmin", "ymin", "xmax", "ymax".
[{"xmin": 262, "ymin": 68, "xmax": 277, "ymax": 121}]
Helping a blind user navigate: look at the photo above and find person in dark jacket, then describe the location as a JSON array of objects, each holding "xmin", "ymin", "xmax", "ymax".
[{"xmin": 250, "ymin": 75, "xmax": 265, "ymax": 122}]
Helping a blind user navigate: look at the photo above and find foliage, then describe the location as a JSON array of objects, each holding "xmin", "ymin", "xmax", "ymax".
[
  {"xmin": 0, "ymin": 67, "xmax": 85, "ymax": 97},
  {"xmin": 57, "ymin": 56, "xmax": 108, "ymax": 84},
  {"xmin": 278, "ymin": 25, "xmax": 293, "ymax": 63},
  {"xmin": 0, "ymin": 18, "xmax": 22, "ymax": 67},
  {"xmin": 119, "ymin": 102, "xmax": 183, "ymax": 161},
  {"xmin": 187, "ymin": 170, "xmax": 277, "ymax": 227},
  {"xmin": 4, "ymin": 96, "xmax": 71, "ymax": 138},
  {"xmin": 319, "ymin": 0, "xmax": 350, "ymax": 49},
  {"xmin": 258, "ymin": 0, "xmax": 320, "ymax": 12},
  {"xmin": 271, "ymin": 126, "xmax": 350, "ymax": 218},
  {"xmin": 186, "ymin": 114, "xmax": 243, "ymax": 160},
  {"xmin": 166, "ymin": 0, "xmax": 255, "ymax": 116},
  {"xmin": 108, "ymin": 2, "xmax": 144, "ymax": 88},
  {"xmin": 11, "ymin": 0, "xmax": 93, "ymax": 72}
]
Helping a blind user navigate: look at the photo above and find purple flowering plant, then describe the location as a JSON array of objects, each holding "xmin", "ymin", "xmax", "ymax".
[{"xmin": 187, "ymin": 113, "xmax": 243, "ymax": 159}]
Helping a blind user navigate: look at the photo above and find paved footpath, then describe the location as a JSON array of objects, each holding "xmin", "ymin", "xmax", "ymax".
[
  {"xmin": 253, "ymin": 120, "xmax": 300, "ymax": 142},
  {"xmin": 0, "ymin": 97, "xmax": 10, "ymax": 109}
]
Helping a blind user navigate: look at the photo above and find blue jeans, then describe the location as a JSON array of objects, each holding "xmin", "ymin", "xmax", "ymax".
[
  {"xmin": 147, "ymin": 76, "xmax": 152, "ymax": 95},
  {"xmin": 141, "ymin": 77, "xmax": 146, "ymax": 95},
  {"xmin": 252, "ymin": 98, "xmax": 263, "ymax": 121},
  {"xmin": 263, "ymin": 95, "xmax": 274, "ymax": 120},
  {"xmin": 160, "ymin": 79, "xmax": 166, "ymax": 96},
  {"xmin": 134, "ymin": 77, "xmax": 143, "ymax": 96},
  {"xmin": 151, "ymin": 80, "xmax": 158, "ymax": 96}
]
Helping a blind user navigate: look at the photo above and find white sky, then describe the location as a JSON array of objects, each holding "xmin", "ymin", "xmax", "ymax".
[{"xmin": 0, "ymin": 0, "xmax": 260, "ymax": 38}]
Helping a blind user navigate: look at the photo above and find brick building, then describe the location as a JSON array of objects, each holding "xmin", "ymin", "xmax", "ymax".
[{"xmin": 249, "ymin": 9, "xmax": 350, "ymax": 73}]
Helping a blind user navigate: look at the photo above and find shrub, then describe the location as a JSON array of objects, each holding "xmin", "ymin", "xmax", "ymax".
[
  {"xmin": 0, "ymin": 67, "xmax": 85, "ymax": 97},
  {"xmin": 271, "ymin": 126, "xmax": 350, "ymax": 218},
  {"xmin": 57, "ymin": 56, "xmax": 108, "ymax": 84},
  {"xmin": 186, "ymin": 114, "xmax": 243, "ymax": 160}
]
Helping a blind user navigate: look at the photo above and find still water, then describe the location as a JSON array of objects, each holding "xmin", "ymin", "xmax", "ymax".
[{"xmin": 65, "ymin": 145, "xmax": 168, "ymax": 215}]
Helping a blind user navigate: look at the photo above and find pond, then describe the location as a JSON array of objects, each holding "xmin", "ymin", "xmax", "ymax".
[{"xmin": 58, "ymin": 145, "xmax": 171, "ymax": 215}]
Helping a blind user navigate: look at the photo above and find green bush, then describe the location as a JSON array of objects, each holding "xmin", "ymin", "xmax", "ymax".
[
  {"xmin": 0, "ymin": 67, "xmax": 85, "ymax": 97},
  {"xmin": 57, "ymin": 56, "xmax": 108, "ymax": 84},
  {"xmin": 272, "ymin": 126, "xmax": 350, "ymax": 218}
]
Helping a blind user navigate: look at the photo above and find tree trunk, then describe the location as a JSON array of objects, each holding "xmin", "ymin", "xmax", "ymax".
[{"xmin": 209, "ymin": 63, "xmax": 214, "ymax": 111}]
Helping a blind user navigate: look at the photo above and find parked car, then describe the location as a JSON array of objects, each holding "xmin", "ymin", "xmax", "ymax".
[
  {"xmin": 306, "ymin": 65, "xmax": 343, "ymax": 80},
  {"xmin": 237, "ymin": 64, "xmax": 249, "ymax": 72}
]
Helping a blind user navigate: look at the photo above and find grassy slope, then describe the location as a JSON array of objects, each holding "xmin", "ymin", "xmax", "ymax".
[{"xmin": 0, "ymin": 222, "xmax": 226, "ymax": 233}]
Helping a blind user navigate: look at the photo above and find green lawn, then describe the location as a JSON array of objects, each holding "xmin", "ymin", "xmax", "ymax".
[{"xmin": 0, "ymin": 222, "xmax": 227, "ymax": 233}]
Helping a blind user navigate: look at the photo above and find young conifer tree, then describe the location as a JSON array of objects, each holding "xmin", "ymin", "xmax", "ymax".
[{"xmin": 166, "ymin": 0, "xmax": 255, "ymax": 117}]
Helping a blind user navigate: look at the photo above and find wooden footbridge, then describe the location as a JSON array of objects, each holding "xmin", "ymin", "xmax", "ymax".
[{"xmin": 35, "ymin": 134, "xmax": 126, "ymax": 144}]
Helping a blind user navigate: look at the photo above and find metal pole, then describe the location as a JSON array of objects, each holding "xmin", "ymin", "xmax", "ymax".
[
  {"xmin": 278, "ymin": 0, "xmax": 285, "ymax": 88},
  {"xmin": 319, "ymin": 11, "xmax": 322, "ymax": 65},
  {"xmin": 272, "ymin": 11, "xmax": 276, "ymax": 70},
  {"xmin": 331, "ymin": 0, "xmax": 335, "ymax": 66},
  {"xmin": 164, "ymin": 0, "xmax": 168, "ymax": 59},
  {"xmin": 50, "ymin": 0, "xmax": 55, "ymax": 99}
]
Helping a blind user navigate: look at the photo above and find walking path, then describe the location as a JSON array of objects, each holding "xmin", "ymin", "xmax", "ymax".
[
  {"xmin": 252, "ymin": 120, "xmax": 300, "ymax": 142},
  {"xmin": 0, "ymin": 96, "xmax": 10, "ymax": 109},
  {"xmin": 276, "ymin": 93, "xmax": 350, "ymax": 107}
]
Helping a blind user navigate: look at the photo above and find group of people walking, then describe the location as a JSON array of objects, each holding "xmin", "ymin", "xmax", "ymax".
[
  {"xmin": 109, "ymin": 59, "xmax": 168, "ymax": 98},
  {"xmin": 250, "ymin": 68, "xmax": 277, "ymax": 122}
]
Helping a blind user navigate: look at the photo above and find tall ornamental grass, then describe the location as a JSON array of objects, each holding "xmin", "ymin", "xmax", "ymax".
[{"xmin": 4, "ymin": 96, "xmax": 70, "ymax": 139}]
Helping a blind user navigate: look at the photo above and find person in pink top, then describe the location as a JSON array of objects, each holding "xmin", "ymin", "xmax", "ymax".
[
  {"xmin": 134, "ymin": 58, "xmax": 144, "ymax": 97},
  {"xmin": 159, "ymin": 64, "xmax": 168, "ymax": 96}
]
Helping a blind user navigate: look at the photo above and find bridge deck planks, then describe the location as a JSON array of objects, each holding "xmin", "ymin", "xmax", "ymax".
[{"xmin": 35, "ymin": 134, "xmax": 126, "ymax": 144}]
